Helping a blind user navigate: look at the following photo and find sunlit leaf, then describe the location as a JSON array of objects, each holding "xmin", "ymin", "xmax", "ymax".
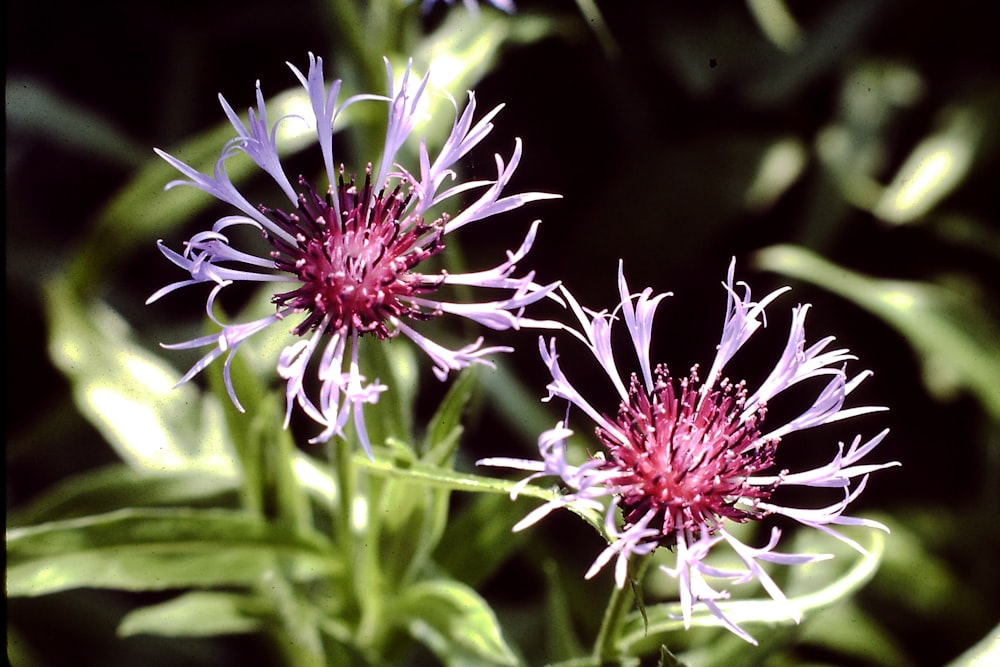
[
  {"xmin": 746, "ymin": 0, "xmax": 804, "ymax": 52},
  {"xmin": 754, "ymin": 245, "xmax": 1000, "ymax": 420},
  {"xmin": 873, "ymin": 105, "xmax": 988, "ymax": 224},
  {"xmin": 945, "ymin": 621, "xmax": 1000, "ymax": 667},
  {"xmin": 9, "ymin": 464, "xmax": 238, "ymax": 527},
  {"xmin": 7, "ymin": 508, "xmax": 338, "ymax": 596},
  {"xmin": 391, "ymin": 579, "xmax": 519, "ymax": 666},
  {"xmin": 65, "ymin": 84, "xmax": 350, "ymax": 289},
  {"xmin": 357, "ymin": 335, "xmax": 420, "ymax": 449},
  {"xmin": 743, "ymin": 137, "xmax": 808, "ymax": 211},
  {"xmin": 617, "ymin": 531, "xmax": 885, "ymax": 654},
  {"xmin": 118, "ymin": 591, "xmax": 266, "ymax": 637},
  {"xmin": 293, "ymin": 451, "xmax": 337, "ymax": 507},
  {"xmin": 45, "ymin": 278, "xmax": 238, "ymax": 475},
  {"xmin": 412, "ymin": 11, "xmax": 560, "ymax": 138}
]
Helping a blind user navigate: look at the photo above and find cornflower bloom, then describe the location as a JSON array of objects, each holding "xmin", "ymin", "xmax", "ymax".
[
  {"xmin": 480, "ymin": 260, "xmax": 898, "ymax": 643},
  {"xmin": 148, "ymin": 53, "xmax": 559, "ymax": 454}
]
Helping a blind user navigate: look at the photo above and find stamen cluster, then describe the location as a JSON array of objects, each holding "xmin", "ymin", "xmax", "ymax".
[
  {"xmin": 263, "ymin": 169, "xmax": 445, "ymax": 338},
  {"xmin": 597, "ymin": 365, "xmax": 780, "ymax": 544}
]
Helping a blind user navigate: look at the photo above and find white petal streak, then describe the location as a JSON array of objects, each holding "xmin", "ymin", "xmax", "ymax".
[
  {"xmin": 703, "ymin": 257, "xmax": 789, "ymax": 394},
  {"xmin": 616, "ymin": 259, "xmax": 671, "ymax": 391},
  {"xmin": 395, "ymin": 320, "xmax": 510, "ymax": 381},
  {"xmin": 538, "ymin": 336, "xmax": 623, "ymax": 440}
]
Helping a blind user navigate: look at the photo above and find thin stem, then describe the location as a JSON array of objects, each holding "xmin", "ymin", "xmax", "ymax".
[
  {"xmin": 330, "ymin": 436, "xmax": 357, "ymax": 556},
  {"xmin": 592, "ymin": 553, "xmax": 653, "ymax": 662}
]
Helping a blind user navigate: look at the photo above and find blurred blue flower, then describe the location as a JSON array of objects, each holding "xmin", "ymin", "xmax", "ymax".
[
  {"xmin": 481, "ymin": 259, "xmax": 898, "ymax": 643},
  {"xmin": 149, "ymin": 53, "xmax": 559, "ymax": 454},
  {"xmin": 414, "ymin": 0, "xmax": 515, "ymax": 14}
]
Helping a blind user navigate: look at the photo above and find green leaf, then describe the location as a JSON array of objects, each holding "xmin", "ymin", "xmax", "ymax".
[
  {"xmin": 797, "ymin": 599, "xmax": 907, "ymax": 667},
  {"xmin": 945, "ymin": 621, "xmax": 1000, "ymax": 667},
  {"xmin": 9, "ymin": 464, "xmax": 238, "ymax": 527},
  {"xmin": 7, "ymin": 508, "xmax": 338, "ymax": 597},
  {"xmin": 206, "ymin": 345, "xmax": 312, "ymax": 530},
  {"xmin": 617, "ymin": 530, "xmax": 885, "ymax": 655},
  {"xmin": 6, "ymin": 77, "xmax": 147, "ymax": 167},
  {"xmin": 64, "ymin": 86, "xmax": 321, "ymax": 289},
  {"xmin": 754, "ymin": 245, "xmax": 1000, "ymax": 421},
  {"xmin": 370, "ymin": 444, "xmax": 443, "ymax": 588},
  {"xmin": 356, "ymin": 336, "xmax": 420, "ymax": 449},
  {"xmin": 365, "ymin": 368, "xmax": 479, "ymax": 586},
  {"xmin": 357, "ymin": 453, "xmax": 605, "ymax": 535},
  {"xmin": 356, "ymin": 453, "xmax": 531, "ymax": 495},
  {"xmin": 872, "ymin": 103, "xmax": 990, "ymax": 225},
  {"xmin": 422, "ymin": 367, "xmax": 477, "ymax": 465},
  {"xmin": 118, "ymin": 591, "xmax": 267, "ymax": 638},
  {"xmin": 658, "ymin": 645, "xmax": 689, "ymax": 667},
  {"xmin": 391, "ymin": 579, "xmax": 519, "ymax": 667},
  {"xmin": 45, "ymin": 278, "xmax": 238, "ymax": 476},
  {"xmin": 543, "ymin": 560, "xmax": 588, "ymax": 661},
  {"xmin": 292, "ymin": 451, "xmax": 337, "ymax": 507},
  {"xmin": 434, "ymin": 492, "xmax": 529, "ymax": 587}
]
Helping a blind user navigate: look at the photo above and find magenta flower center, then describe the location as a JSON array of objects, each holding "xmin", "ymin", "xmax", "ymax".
[
  {"xmin": 596, "ymin": 365, "xmax": 781, "ymax": 544},
  {"xmin": 262, "ymin": 168, "xmax": 445, "ymax": 338}
]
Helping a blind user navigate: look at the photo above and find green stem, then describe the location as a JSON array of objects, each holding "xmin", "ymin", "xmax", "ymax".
[
  {"xmin": 592, "ymin": 553, "xmax": 652, "ymax": 662},
  {"xmin": 330, "ymin": 437, "xmax": 357, "ymax": 556}
]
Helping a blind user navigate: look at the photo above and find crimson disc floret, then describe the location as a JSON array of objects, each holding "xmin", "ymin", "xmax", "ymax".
[
  {"xmin": 598, "ymin": 366, "xmax": 781, "ymax": 544},
  {"xmin": 263, "ymin": 170, "xmax": 445, "ymax": 338}
]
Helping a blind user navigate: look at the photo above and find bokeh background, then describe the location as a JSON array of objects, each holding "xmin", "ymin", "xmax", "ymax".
[{"xmin": 8, "ymin": 1, "xmax": 999, "ymax": 665}]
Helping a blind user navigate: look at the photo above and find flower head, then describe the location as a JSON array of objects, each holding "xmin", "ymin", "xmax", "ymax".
[
  {"xmin": 480, "ymin": 259, "xmax": 898, "ymax": 643},
  {"xmin": 149, "ymin": 54, "xmax": 559, "ymax": 454}
]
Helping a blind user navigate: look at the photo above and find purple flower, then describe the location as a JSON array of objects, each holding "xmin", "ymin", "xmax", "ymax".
[
  {"xmin": 148, "ymin": 53, "xmax": 559, "ymax": 455},
  {"xmin": 479, "ymin": 259, "xmax": 898, "ymax": 643},
  {"xmin": 414, "ymin": 0, "xmax": 515, "ymax": 14}
]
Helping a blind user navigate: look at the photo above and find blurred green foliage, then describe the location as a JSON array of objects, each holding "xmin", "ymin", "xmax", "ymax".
[{"xmin": 7, "ymin": 1, "xmax": 999, "ymax": 666}]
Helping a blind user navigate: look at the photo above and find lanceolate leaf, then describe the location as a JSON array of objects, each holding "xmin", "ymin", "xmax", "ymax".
[
  {"xmin": 391, "ymin": 579, "xmax": 519, "ymax": 667},
  {"xmin": 65, "ymin": 86, "xmax": 323, "ymax": 289},
  {"xmin": 45, "ymin": 277, "xmax": 237, "ymax": 477},
  {"xmin": 422, "ymin": 367, "xmax": 477, "ymax": 465},
  {"xmin": 9, "ymin": 464, "xmax": 238, "ymax": 527},
  {"xmin": 616, "ymin": 531, "xmax": 885, "ymax": 655},
  {"xmin": 7, "ymin": 508, "xmax": 339, "ymax": 597},
  {"xmin": 755, "ymin": 245, "xmax": 1000, "ymax": 421},
  {"xmin": 118, "ymin": 591, "xmax": 267, "ymax": 638}
]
